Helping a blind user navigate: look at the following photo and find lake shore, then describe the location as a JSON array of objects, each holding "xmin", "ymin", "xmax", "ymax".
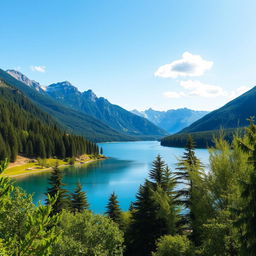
[{"xmin": 2, "ymin": 155, "xmax": 107, "ymax": 178}]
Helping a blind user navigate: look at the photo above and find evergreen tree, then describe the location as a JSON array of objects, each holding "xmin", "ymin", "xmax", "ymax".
[
  {"xmin": 236, "ymin": 118, "xmax": 256, "ymax": 254},
  {"xmin": 45, "ymin": 165, "xmax": 69, "ymax": 215},
  {"xmin": 71, "ymin": 182, "xmax": 89, "ymax": 213},
  {"xmin": 175, "ymin": 136, "xmax": 203, "ymax": 245},
  {"xmin": 106, "ymin": 192, "xmax": 122, "ymax": 225},
  {"xmin": 149, "ymin": 154, "xmax": 166, "ymax": 185}
]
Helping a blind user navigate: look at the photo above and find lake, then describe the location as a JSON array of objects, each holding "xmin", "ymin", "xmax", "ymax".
[{"xmin": 15, "ymin": 141, "xmax": 209, "ymax": 213}]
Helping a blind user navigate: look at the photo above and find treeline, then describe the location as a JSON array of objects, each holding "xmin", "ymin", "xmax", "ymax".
[
  {"xmin": 0, "ymin": 82, "xmax": 99, "ymax": 162},
  {"xmin": 0, "ymin": 120, "xmax": 256, "ymax": 255},
  {"xmin": 160, "ymin": 128, "xmax": 242, "ymax": 148}
]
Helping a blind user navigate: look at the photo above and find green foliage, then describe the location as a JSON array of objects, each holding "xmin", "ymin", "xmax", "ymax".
[
  {"xmin": 0, "ymin": 78, "xmax": 99, "ymax": 162},
  {"xmin": 149, "ymin": 154, "xmax": 166, "ymax": 185},
  {"xmin": 127, "ymin": 156, "xmax": 178, "ymax": 256},
  {"xmin": 71, "ymin": 182, "xmax": 89, "ymax": 213},
  {"xmin": 68, "ymin": 157, "xmax": 75, "ymax": 165},
  {"xmin": 153, "ymin": 235, "xmax": 193, "ymax": 256},
  {"xmin": 0, "ymin": 177, "xmax": 60, "ymax": 256},
  {"xmin": 174, "ymin": 136, "xmax": 205, "ymax": 244},
  {"xmin": 235, "ymin": 118, "xmax": 256, "ymax": 255},
  {"xmin": 0, "ymin": 69, "xmax": 135, "ymax": 142},
  {"xmin": 45, "ymin": 166, "xmax": 69, "ymax": 215},
  {"xmin": 161, "ymin": 128, "xmax": 239, "ymax": 148},
  {"xmin": 52, "ymin": 210, "xmax": 124, "ymax": 256},
  {"xmin": 106, "ymin": 192, "xmax": 122, "ymax": 227},
  {"xmin": 0, "ymin": 158, "xmax": 8, "ymax": 174}
]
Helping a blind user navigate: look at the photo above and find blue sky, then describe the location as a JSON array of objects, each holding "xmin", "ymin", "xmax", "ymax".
[{"xmin": 1, "ymin": 0, "xmax": 256, "ymax": 111}]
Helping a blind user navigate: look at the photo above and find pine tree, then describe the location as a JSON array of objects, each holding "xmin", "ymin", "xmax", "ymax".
[
  {"xmin": 174, "ymin": 135, "xmax": 203, "ymax": 245},
  {"xmin": 106, "ymin": 192, "xmax": 122, "ymax": 225},
  {"xmin": 45, "ymin": 165, "xmax": 69, "ymax": 215},
  {"xmin": 149, "ymin": 154, "xmax": 166, "ymax": 185},
  {"xmin": 71, "ymin": 182, "xmax": 89, "ymax": 213},
  {"xmin": 236, "ymin": 118, "xmax": 256, "ymax": 254},
  {"xmin": 127, "ymin": 181, "xmax": 165, "ymax": 256}
]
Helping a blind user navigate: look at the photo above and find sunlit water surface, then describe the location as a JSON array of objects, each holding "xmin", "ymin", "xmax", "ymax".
[{"xmin": 15, "ymin": 141, "xmax": 209, "ymax": 213}]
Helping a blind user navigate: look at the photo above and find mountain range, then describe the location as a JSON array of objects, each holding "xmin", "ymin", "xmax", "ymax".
[
  {"xmin": 161, "ymin": 86, "xmax": 256, "ymax": 147},
  {"xmin": 3, "ymin": 69, "xmax": 167, "ymax": 141},
  {"xmin": 132, "ymin": 108, "xmax": 208, "ymax": 134}
]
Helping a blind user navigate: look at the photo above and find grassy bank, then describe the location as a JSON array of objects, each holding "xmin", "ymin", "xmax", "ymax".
[{"xmin": 2, "ymin": 155, "xmax": 106, "ymax": 178}]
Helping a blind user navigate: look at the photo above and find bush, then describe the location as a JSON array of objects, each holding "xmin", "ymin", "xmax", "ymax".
[
  {"xmin": 153, "ymin": 235, "xmax": 193, "ymax": 256},
  {"xmin": 53, "ymin": 210, "xmax": 124, "ymax": 256}
]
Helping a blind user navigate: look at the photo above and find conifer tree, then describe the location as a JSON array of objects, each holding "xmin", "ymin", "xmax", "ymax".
[
  {"xmin": 71, "ymin": 182, "xmax": 89, "ymax": 213},
  {"xmin": 45, "ymin": 165, "xmax": 69, "ymax": 215},
  {"xmin": 106, "ymin": 192, "xmax": 122, "ymax": 225},
  {"xmin": 175, "ymin": 135, "xmax": 203, "ymax": 244},
  {"xmin": 149, "ymin": 154, "xmax": 166, "ymax": 186},
  {"xmin": 236, "ymin": 118, "xmax": 256, "ymax": 254}
]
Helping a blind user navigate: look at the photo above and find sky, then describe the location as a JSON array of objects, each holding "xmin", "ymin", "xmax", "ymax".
[{"xmin": 1, "ymin": 0, "xmax": 256, "ymax": 111}]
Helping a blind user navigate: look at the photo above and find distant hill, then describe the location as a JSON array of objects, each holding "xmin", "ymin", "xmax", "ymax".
[
  {"xmin": 0, "ymin": 69, "xmax": 134, "ymax": 142},
  {"xmin": 161, "ymin": 86, "xmax": 256, "ymax": 147},
  {"xmin": 132, "ymin": 108, "xmax": 208, "ymax": 134}
]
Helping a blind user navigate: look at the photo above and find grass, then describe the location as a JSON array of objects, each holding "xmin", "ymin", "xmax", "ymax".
[
  {"xmin": 3, "ymin": 159, "xmax": 67, "ymax": 177},
  {"xmin": 2, "ymin": 155, "xmax": 105, "ymax": 178}
]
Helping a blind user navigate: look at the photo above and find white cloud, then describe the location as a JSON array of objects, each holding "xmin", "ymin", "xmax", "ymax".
[
  {"xmin": 155, "ymin": 52, "xmax": 213, "ymax": 78},
  {"xmin": 30, "ymin": 65, "xmax": 46, "ymax": 72},
  {"xmin": 180, "ymin": 80, "xmax": 226, "ymax": 98},
  {"xmin": 229, "ymin": 86, "xmax": 252, "ymax": 99},
  {"xmin": 163, "ymin": 91, "xmax": 185, "ymax": 98}
]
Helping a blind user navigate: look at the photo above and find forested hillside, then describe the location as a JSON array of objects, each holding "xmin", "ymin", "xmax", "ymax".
[
  {"xmin": 0, "ymin": 79, "xmax": 99, "ymax": 162},
  {"xmin": 161, "ymin": 86, "xmax": 256, "ymax": 147},
  {"xmin": 0, "ymin": 69, "xmax": 135, "ymax": 142}
]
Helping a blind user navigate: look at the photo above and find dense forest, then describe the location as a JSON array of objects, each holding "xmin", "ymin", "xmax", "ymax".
[
  {"xmin": 0, "ymin": 79, "xmax": 99, "ymax": 162},
  {"xmin": 160, "ymin": 128, "xmax": 240, "ymax": 148},
  {"xmin": 0, "ymin": 120, "xmax": 256, "ymax": 255}
]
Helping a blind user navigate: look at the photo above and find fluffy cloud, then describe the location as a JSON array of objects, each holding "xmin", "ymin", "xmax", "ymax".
[
  {"xmin": 30, "ymin": 65, "xmax": 46, "ymax": 72},
  {"xmin": 155, "ymin": 52, "xmax": 213, "ymax": 78},
  {"xmin": 163, "ymin": 81, "xmax": 252, "ymax": 100},
  {"xmin": 229, "ymin": 86, "xmax": 252, "ymax": 99},
  {"xmin": 163, "ymin": 91, "xmax": 185, "ymax": 98},
  {"xmin": 180, "ymin": 80, "xmax": 226, "ymax": 97}
]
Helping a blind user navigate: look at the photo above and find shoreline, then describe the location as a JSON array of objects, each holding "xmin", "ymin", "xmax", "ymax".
[{"xmin": 3, "ymin": 156, "xmax": 107, "ymax": 179}]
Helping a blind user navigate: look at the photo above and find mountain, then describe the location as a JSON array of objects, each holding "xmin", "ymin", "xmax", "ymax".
[
  {"xmin": 6, "ymin": 69, "xmax": 46, "ymax": 93},
  {"xmin": 42, "ymin": 80, "xmax": 167, "ymax": 138},
  {"xmin": 0, "ymin": 69, "xmax": 134, "ymax": 142},
  {"xmin": 132, "ymin": 108, "xmax": 208, "ymax": 134},
  {"xmin": 4, "ymin": 69, "xmax": 167, "ymax": 141},
  {"xmin": 0, "ymin": 78, "xmax": 99, "ymax": 162},
  {"xmin": 161, "ymin": 86, "xmax": 256, "ymax": 147}
]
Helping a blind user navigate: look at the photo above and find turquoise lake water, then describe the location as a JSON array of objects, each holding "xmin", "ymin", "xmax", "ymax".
[{"xmin": 15, "ymin": 141, "xmax": 209, "ymax": 213}]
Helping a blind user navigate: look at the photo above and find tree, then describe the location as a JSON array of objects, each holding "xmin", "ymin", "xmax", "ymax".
[
  {"xmin": 149, "ymin": 155, "xmax": 166, "ymax": 186},
  {"xmin": 127, "ymin": 156, "xmax": 179, "ymax": 256},
  {"xmin": 71, "ymin": 182, "xmax": 89, "ymax": 213},
  {"xmin": 0, "ymin": 158, "xmax": 8, "ymax": 174},
  {"xmin": 45, "ymin": 165, "xmax": 69, "ymax": 215},
  {"xmin": 175, "ymin": 136, "xmax": 203, "ymax": 244},
  {"xmin": 0, "ymin": 177, "xmax": 60, "ymax": 256},
  {"xmin": 52, "ymin": 210, "xmax": 124, "ymax": 256},
  {"xmin": 106, "ymin": 192, "xmax": 122, "ymax": 226},
  {"xmin": 153, "ymin": 235, "xmax": 193, "ymax": 256},
  {"xmin": 235, "ymin": 118, "xmax": 256, "ymax": 254}
]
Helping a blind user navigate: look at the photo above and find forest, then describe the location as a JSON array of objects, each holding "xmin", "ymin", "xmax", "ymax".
[
  {"xmin": 0, "ymin": 79, "xmax": 99, "ymax": 162},
  {"xmin": 0, "ymin": 120, "xmax": 255, "ymax": 255}
]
